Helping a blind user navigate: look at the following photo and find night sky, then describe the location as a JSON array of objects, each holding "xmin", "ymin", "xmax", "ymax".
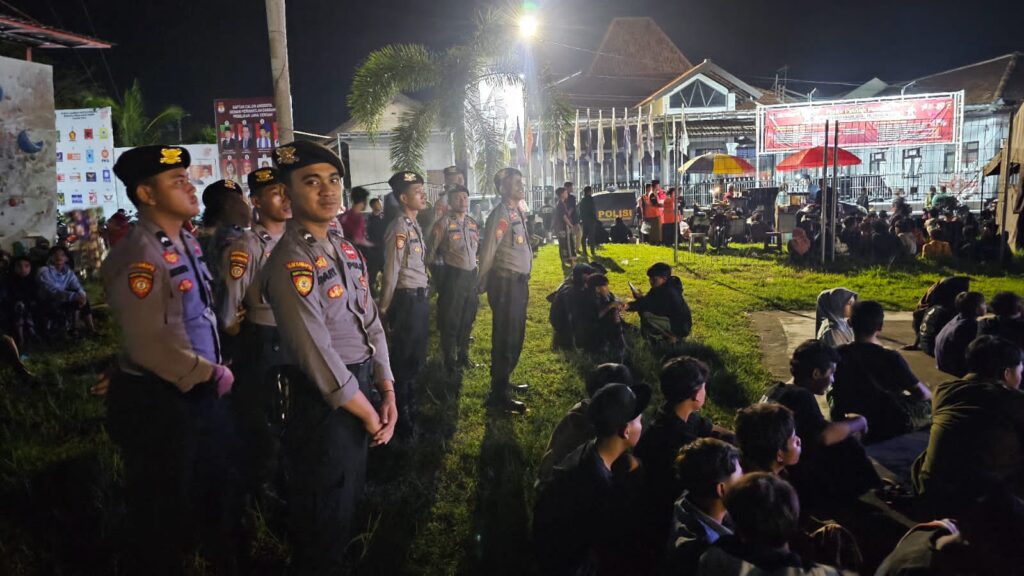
[{"xmin": 10, "ymin": 0, "xmax": 1024, "ymax": 134}]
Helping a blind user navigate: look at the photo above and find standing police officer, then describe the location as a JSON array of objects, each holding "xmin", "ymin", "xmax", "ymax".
[
  {"xmin": 263, "ymin": 141, "xmax": 396, "ymax": 575},
  {"xmin": 217, "ymin": 166, "xmax": 291, "ymax": 510},
  {"xmin": 426, "ymin": 184, "xmax": 480, "ymax": 372},
  {"xmin": 105, "ymin": 145, "xmax": 236, "ymax": 574},
  {"xmin": 380, "ymin": 170, "xmax": 429, "ymax": 438},
  {"xmin": 478, "ymin": 167, "xmax": 532, "ymax": 414}
]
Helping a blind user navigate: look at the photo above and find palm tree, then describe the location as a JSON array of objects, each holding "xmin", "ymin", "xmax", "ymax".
[
  {"xmin": 347, "ymin": 7, "xmax": 570, "ymax": 192},
  {"xmin": 84, "ymin": 79, "xmax": 186, "ymax": 147}
]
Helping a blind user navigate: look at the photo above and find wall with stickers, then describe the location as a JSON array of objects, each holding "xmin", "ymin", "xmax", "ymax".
[{"xmin": 54, "ymin": 107, "xmax": 119, "ymax": 216}]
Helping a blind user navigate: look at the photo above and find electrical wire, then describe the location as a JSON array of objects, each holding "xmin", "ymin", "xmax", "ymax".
[{"xmin": 77, "ymin": 0, "xmax": 120, "ymax": 102}]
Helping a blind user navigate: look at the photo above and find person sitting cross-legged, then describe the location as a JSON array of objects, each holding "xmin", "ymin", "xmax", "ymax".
[
  {"xmin": 735, "ymin": 402, "xmax": 802, "ymax": 476},
  {"xmin": 763, "ymin": 340, "xmax": 881, "ymax": 513},
  {"xmin": 935, "ymin": 291, "xmax": 987, "ymax": 377},
  {"xmin": 912, "ymin": 335, "xmax": 1024, "ymax": 515},
  {"xmin": 627, "ymin": 262, "xmax": 692, "ymax": 348},
  {"xmin": 698, "ymin": 472, "xmax": 843, "ymax": 576},
  {"xmin": 665, "ymin": 438, "xmax": 743, "ymax": 576},
  {"xmin": 36, "ymin": 245, "xmax": 94, "ymax": 337},
  {"xmin": 576, "ymin": 274, "xmax": 628, "ymax": 360},
  {"xmin": 831, "ymin": 300, "xmax": 932, "ymax": 444}
]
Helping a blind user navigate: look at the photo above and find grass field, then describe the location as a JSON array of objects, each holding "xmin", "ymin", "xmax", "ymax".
[{"xmin": 0, "ymin": 243, "xmax": 1019, "ymax": 575}]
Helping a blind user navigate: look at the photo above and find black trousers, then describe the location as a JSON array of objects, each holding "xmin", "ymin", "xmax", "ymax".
[
  {"xmin": 661, "ymin": 223, "xmax": 677, "ymax": 246},
  {"xmin": 438, "ymin": 265, "xmax": 479, "ymax": 365},
  {"xmin": 581, "ymin": 222, "xmax": 598, "ymax": 257},
  {"xmin": 232, "ymin": 321, "xmax": 286, "ymax": 500},
  {"xmin": 387, "ymin": 288, "xmax": 429, "ymax": 428},
  {"xmin": 488, "ymin": 270, "xmax": 529, "ymax": 400},
  {"xmin": 285, "ymin": 360, "xmax": 373, "ymax": 576},
  {"xmin": 106, "ymin": 372, "xmax": 236, "ymax": 576}
]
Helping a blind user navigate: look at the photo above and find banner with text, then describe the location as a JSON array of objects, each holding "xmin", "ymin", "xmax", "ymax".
[
  {"xmin": 213, "ymin": 97, "xmax": 278, "ymax": 188},
  {"xmin": 55, "ymin": 107, "xmax": 119, "ymax": 215},
  {"xmin": 760, "ymin": 94, "xmax": 958, "ymax": 153}
]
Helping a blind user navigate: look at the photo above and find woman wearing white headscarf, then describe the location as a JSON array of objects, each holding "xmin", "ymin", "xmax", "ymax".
[{"xmin": 816, "ymin": 288, "xmax": 857, "ymax": 347}]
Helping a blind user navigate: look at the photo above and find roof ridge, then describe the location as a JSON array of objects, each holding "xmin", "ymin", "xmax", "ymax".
[{"xmin": 909, "ymin": 52, "xmax": 1022, "ymax": 82}]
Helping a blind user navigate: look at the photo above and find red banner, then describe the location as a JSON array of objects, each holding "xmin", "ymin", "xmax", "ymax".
[
  {"xmin": 213, "ymin": 98, "xmax": 278, "ymax": 187},
  {"xmin": 762, "ymin": 96, "xmax": 956, "ymax": 152}
]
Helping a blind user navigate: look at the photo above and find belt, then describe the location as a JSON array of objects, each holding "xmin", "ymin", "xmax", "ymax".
[
  {"xmin": 494, "ymin": 269, "xmax": 530, "ymax": 282},
  {"xmin": 396, "ymin": 287, "xmax": 429, "ymax": 298}
]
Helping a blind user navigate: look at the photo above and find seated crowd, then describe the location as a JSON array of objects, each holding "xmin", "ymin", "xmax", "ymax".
[{"xmin": 535, "ymin": 274, "xmax": 1024, "ymax": 575}]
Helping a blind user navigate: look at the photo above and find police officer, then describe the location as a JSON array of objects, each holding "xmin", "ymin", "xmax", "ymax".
[
  {"xmin": 426, "ymin": 184, "xmax": 480, "ymax": 372},
  {"xmin": 217, "ymin": 166, "xmax": 291, "ymax": 509},
  {"xmin": 478, "ymin": 167, "xmax": 532, "ymax": 414},
  {"xmin": 104, "ymin": 145, "xmax": 236, "ymax": 574},
  {"xmin": 199, "ymin": 178, "xmax": 249, "ymax": 282},
  {"xmin": 380, "ymin": 170, "xmax": 429, "ymax": 438},
  {"xmin": 262, "ymin": 141, "xmax": 396, "ymax": 575}
]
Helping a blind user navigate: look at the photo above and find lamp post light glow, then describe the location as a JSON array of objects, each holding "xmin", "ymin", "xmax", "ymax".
[{"xmin": 518, "ymin": 14, "xmax": 539, "ymax": 40}]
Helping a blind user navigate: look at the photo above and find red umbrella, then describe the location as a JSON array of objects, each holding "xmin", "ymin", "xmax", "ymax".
[{"xmin": 776, "ymin": 146, "xmax": 862, "ymax": 171}]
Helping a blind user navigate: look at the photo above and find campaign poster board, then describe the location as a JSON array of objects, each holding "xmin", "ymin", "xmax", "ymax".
[
  {"xmin": 213, "ymin": 98, "xmax": 278, "ymax": 188},
  {"xmin": 55, "ymin": 107, "xmax": 119, "ymax": 215}
]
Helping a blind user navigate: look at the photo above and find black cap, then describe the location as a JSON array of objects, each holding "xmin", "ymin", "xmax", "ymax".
[
  {"xmin": 247, "ymin": 167, "xmax": 283, "ymax": 194},
  {"xmin": 493, "ymin": 167, "xmax": 522, "ymax": 193},
  {"xmin": 201, "ymin": 179, "xmax": 243, "ymax": 208},
  {"xmin": 113, "ymin": 145, "xmax": 191, "ymax": 202},
  {"xmin": 588, "ymin": 382, "xmax": 652, "ymax": 436},
  {"xmin": 443, "ymin": 165, "xmax": 463, "ymax": 176},
  {"xmin": 388, "ymin": 171, "xmax": 425, "ymax": 194},
  {"xmin": 273, "ymin": 141, "xmax": 345, "ymax": 178}
]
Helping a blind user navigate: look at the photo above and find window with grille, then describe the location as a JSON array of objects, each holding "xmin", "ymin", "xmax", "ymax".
[
  {"xmin": 962, "ymin": 141, "xmax": 979, "ymax": 166},
  {"xmin": 902, "ymin": 148, "xmax": 921, "ymax": 177},
  {"xmin": 669, "ymin": 79, "xmax": 727, "ymax": 109},
  {"xmin": 869, "ymin": 151, "xmax": 886, "ymax": 173},
  {"xmin": 943, "ymin": 144, "xmax": 956, "ymax": 172}
]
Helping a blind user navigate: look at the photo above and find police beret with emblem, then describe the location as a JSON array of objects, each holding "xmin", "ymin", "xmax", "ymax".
[
  {"xmin": 493, "ymin": 167, "xmax": 522, "ymax": 192},
  {"xmin": 247, "ymin": 167, "xmax": 283, "ymax": 194},
  {"xmin": 388, "ymin": 171, "xmax": 425, "ymax": 195},
  {"xmin": 201, "ymin": 179, "xmax": 243, "ymax": 209},
  {"xmin": 273, "ymin": 140, "xmax": 346, "ymax": 178},
  {"xmin": 113, "ymin": 145, "xmax": 191, "ymax": 203}
]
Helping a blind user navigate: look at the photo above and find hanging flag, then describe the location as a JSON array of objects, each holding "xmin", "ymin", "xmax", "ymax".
[
  {"xmin": 622, "ymin": 108, "xmax": 631, "ymax": 158},
  {"xmin": 502, "ymin": 119, "xmax": 511, "ymax": 167},
  {"xmin": 559, "ymin": 126, "xmax": 568, "ymax": 164},
  {"xmin": 611, "ymin": 108, "xmax": 619, "ymax": 158},
  {"xmin": 582, "ymin": 108, "xmax": 592, "ymax": 162},
  {"xmin": 573, "ymin": 109, "xmax": 581, "ymax": 164},
  {"xmin": 596, "ymin": 110, "xmax": 605, "ymax": 165},
  {"xmin": 525, "ymin": 123, "xmax": 535, "ymax": 156},
  {"xmin": 636, "ymin": 106, "xmax": 643, "ymax": 158},
  {"xmin": 647, "ymin": 104, "xmax": 655, "ymax": 159},
  {"xmin": 662, "ymin": 111, "xmax": 669, "ymax": 172},
  {"xmin": 679, "ymin": 101, "xmax": 691, "ymax": 161},
  {"xmin": 514, "ymin": 118, "xmax": 525, "ymax": 168}
]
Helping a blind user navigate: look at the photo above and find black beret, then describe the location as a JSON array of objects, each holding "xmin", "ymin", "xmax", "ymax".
[
  {"xmin": 113, "ymin": 145, "xmax": 191, "ymax": 200},
  {"xmin": 247, "ymin": 167, "xmax": 283, "ymax": 194},
  {"xmin": 443, "ymin": 165, "xmax": 462, "ymax": 176},
  {"xmin": 388, "ymin": 171, "xmax": 425, "ymax": 193},
  {"xmin": 493, "ymin": 167, "xmax": 522, "ymax": 192},
  {"xmin": 273, "ymin": 141, "xmax": 345, "ymax": 178},
  {"xmin": 201, "ymin": 179, "xmax": 243, "ymax": 208}
]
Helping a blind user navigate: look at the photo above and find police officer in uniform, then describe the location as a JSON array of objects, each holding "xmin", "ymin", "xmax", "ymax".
[
  {"xmin": 380, "ymin": 170, "xmax": 429, "ymax": 438},
  {"xmin": 478, "ymin": 167, "xmax": 532, "ymax": 414},
  {"xmin": 262, "ymin": 141, "xmax": 396, "ymax": 575},
  {"xmin": 426, "ymin": 184, "xmax": 480, "ymax": 372},
  {"xmin": 217, "ymin": 166, "xmax": 291, "ymax": 510},
  {"xmin": 199, "ymin": 178, "xmax": 249, "ymax": 282},
  {"xmin": 104, "ymin": 145, "xmax": 237, "ymax": 574}
]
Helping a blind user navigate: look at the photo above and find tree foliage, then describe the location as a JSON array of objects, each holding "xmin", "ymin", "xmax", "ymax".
[{"xmin": 84, "ymin": 79, "xmax": 185, "ymax": 147}]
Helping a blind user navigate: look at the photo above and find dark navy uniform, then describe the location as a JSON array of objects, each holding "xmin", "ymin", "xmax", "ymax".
[
  {"xmin": 478, "ymin": 168, "xmax": 533, "ymax": 410},
  {"xmin": 426, "ymin": 191, "xmax": 480, "ymax": 370},
  {"xmin": 263, "ymin": 141, "xmax": 392, "ymax": 575},
  {"xmin": 381, "ymin": 190, "xmax": 429, "ymax": 436},
  {"xmin": 104, "ymin": 145, "xmax": 235, "ymax": 575}
]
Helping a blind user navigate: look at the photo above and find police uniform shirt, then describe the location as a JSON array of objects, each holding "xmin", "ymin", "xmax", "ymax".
[
  {"xmin": 101, "ymin": 217, "xmax": 220, "ymax": 391},
  {"xmin": 426, "ymin": 212, "xmax": 479, "ymax": 271},
  {"xmin": 380, "ymin": 215, "xmax": 428, "ymax": 311},
  {"xmin": 217, "ymin": 223, "xmax": 282, "ymax": 331},
  {"xmin": 263, "ymin": 221, "xmax": 393, "ymax": 409},
  {"xmin": 478, "ymin": 200, "xmax": 533, "ymax": 285}
]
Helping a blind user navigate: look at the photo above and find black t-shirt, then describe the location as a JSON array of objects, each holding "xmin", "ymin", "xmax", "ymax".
[
  {"xmin": 833, "ymin": 342, "xmax": 923, "ymax": 443},
  {"xmin": 765, "ymin": 382, "xmax": 826, "ymax": 448}
]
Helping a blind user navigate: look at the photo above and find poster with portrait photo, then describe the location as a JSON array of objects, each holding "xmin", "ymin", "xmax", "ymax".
[{"xmin": 214, "ymin": 98, "xmax": 277, "ymax": 191}]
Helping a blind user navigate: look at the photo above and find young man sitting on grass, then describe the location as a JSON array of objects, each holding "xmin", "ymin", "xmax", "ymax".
[
  {"xmin": 978, "ymin": 291, "xmax": 1024, "ymax": 350},
  {"xmin": 666, "ymin": 438, "xmax": 743, "ymax": 575},
  {"xmin": 735, "ymin": 402, "xmax": 802, "ymax": 476},
  {"xmin": 534, "ymin": 381, "xmax": 652, "ymax": 576},
  {"xmin": 935, "ymin": 291, "xmax": 987, "ymax": 377},
  {"xmin": 832, "ymin": 300, "xmax": 932, "ymax": 444},
  {"xmin": 763, "ymin": 340, "xmax": 880, "ymax": 512},
  {"xmin": 635, "ymin": 356, "xmax": 734, "ymax": 544},
  {"xmin": 537, "ymin": 363, "xmax": 634, "ymax": 483},
  {"xmin": 626, "ymin": 262, "xmax": 692, "ymax": 347}
]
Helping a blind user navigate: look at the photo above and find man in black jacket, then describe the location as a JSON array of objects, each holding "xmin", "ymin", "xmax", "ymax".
[
  {"xmin": 578, "ymin": 186, "xmax": 598, "ymax": 259},
  {"xmin": 627, "ymin": 262, "xmax": 692, "ymax": 346}
]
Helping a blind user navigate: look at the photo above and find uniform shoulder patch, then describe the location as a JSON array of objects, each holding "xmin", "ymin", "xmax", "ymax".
[
  {"xmin": 340, "ymin": 241, "xmax": 359, "ymax": 260},
  {"xmin": 229, "ymin": 250, "xmax": 249, "ymax": 280},
  {"xmin": 315, "ymin": 255, "xmax": 329, "ymax": 269},
  {"xmin": 395, "ymin": 233, "xmax": 407, "ymax": 250},
  {"xmin": 327, "ymin": 284, "xmax": 344, "ymax": 299},
  {"xmin": 495, "ymin": 219, "xmax": 509, "ymax": 240},
  {"xmin": 288, "ymin": 260, "xmax": 315, "ymax": 297},
  {"xmin": 127, "ymin": 261, "xmax": 156, "ymax": 299}
]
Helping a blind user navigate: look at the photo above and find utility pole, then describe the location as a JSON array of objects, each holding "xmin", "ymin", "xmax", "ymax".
[{"xmin": 265, "ymin": 0, "xmax": 295, "ymax": 143}]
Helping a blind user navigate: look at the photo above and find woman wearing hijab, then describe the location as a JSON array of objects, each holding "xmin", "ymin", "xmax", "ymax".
[{"xmin": 815, "ymin": 288, "xmax": 857, "ymax": 347}]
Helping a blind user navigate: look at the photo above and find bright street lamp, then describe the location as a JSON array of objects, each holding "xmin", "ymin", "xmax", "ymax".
[{"xmin": 518, "ymin": 13, "xmax": 539, "ymax": 40}]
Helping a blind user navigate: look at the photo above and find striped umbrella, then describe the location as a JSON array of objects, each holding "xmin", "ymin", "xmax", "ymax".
[
  {"xmin": 677, "ymin": 152, "xmax": 755, "ymax": 175},
  {"xmin": 776, "ymin": 146, "xmax": 862, "ymax": 171}
]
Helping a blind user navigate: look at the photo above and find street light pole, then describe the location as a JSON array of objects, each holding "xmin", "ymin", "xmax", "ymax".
[{"xmin": 265, "ymin": 0, "xmax": 295, "ymax": 143}]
